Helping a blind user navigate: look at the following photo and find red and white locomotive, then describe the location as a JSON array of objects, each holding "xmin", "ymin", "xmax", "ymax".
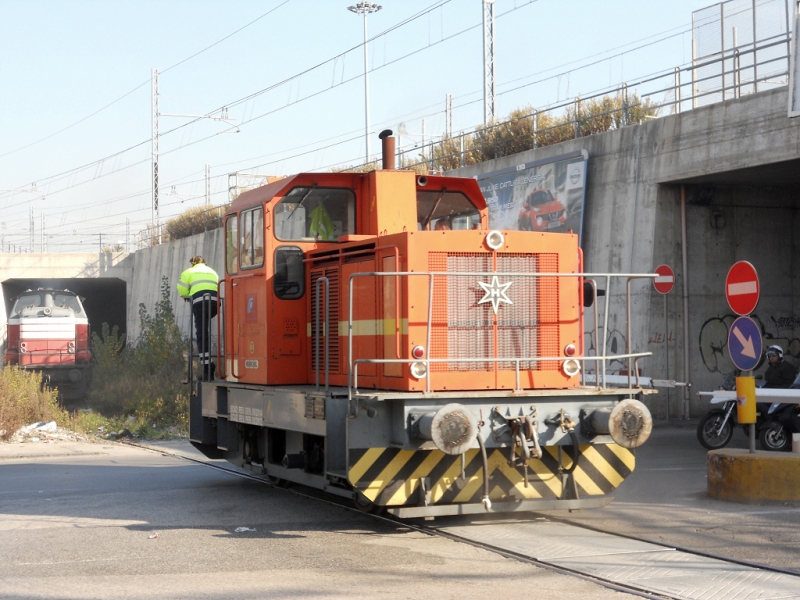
[{"xmin": 4, "ymin": 288, "xmax": 92, "ymax": 401}]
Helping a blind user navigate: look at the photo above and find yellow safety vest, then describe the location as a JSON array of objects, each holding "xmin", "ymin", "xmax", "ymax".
[{"xmin": 177, "ymin": 264, "xmax": 219, "ymax": 301}]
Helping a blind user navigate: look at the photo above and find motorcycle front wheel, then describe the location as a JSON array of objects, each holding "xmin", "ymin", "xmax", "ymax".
[
  {"xmin": 758, "ymin": 422, "xmax": 791, "ymax": 452},
  {"xmin": 697, "ymin": 410, "xmax": 734, "ymax": 449}
]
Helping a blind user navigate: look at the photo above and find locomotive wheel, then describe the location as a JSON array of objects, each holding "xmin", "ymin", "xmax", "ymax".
[
  {"xmin": 266, "ymin": 475, "xmax": 290, "ymax": 488},
  {"xmin": 696, "ymin": 410, "xmax": 733, "ymax": 450},
  {"xmin": 353, "ymin": 491, "xmax": 381, "ymax": 514}
]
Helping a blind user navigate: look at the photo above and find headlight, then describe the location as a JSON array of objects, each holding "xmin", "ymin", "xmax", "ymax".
[
  {"xmin": 485, "ymin": 230, "xmax": 504, "ymax": 250},
  {"xmin": 536, "ymin": 217, "xmax": 543, "ymax": 226},
  {"xmin": 562, "ymin": 359, "xmax": 581, "ymax": 377},
  {"xmin": 410, "ymin": 361, "xmax": 428, "ymax": 379},
  {"xmin": 20, "ymin": 342, "xmax": 27, "ymax": 353}
]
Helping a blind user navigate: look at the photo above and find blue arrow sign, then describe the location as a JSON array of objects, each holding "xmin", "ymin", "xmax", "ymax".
[{"xmin": 727, "ymin": 316, "xmax": 763, "ymax": 372}]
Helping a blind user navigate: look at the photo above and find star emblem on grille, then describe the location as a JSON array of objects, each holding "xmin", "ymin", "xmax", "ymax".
[{"xmin": 477, "ymin": 276, "xmax": 513, "ymax": 314}]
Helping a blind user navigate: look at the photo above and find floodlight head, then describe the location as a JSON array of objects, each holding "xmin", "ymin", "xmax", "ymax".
[{"xmin": 348, "ymin": 2, "xmax": 381, "ymax": 14}]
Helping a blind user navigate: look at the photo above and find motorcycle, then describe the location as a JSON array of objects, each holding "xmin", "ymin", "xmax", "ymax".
[
  {"xmin": 757, "ymin": 401, "xmax": 800, "ymax": 451},
  {"xmin": 697, "ymin": 372, "xmax": 800, "ymax": 451},
  {"xmin": 697, "ymin": 372, "xmax": 741, "ymax": 450}
]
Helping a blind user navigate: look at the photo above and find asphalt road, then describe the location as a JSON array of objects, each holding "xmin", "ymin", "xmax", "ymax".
[
  {"xmin": 0, "ymin": 440, "xmax": 629, "ymax": 600},
  {"xmin": 2, "ymin": 421, "xmax": 799, "ymax": 599}
]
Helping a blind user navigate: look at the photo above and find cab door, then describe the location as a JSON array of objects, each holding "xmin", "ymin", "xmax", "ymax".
[{"xmin": 234, "ymin": 206, "xmax": 268, "ymax": 384}]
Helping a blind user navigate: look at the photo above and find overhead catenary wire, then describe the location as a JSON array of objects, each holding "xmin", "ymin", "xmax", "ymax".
[
  {"xmin": 0, "ymin": 0, "xmax": 454, "ymax": 204},
  {"xmin": 0, "ymin": 0, "xmax": 294, "ymax": 161},
  {"xmin": 3, "ymin": 0, "xmax": 733, "ymax": 247}
]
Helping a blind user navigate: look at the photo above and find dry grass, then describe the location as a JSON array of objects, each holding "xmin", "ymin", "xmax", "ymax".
[{"xmin": 0, "ymin": 367, "xmax": 66, "ymax": 440}]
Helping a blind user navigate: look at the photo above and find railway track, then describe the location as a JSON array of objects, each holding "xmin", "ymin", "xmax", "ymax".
[{"xmin": 133, "ymin": 440, "xmax": 800, "ymax": 600}]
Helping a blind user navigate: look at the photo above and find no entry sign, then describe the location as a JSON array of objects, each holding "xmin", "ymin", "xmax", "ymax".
[
  {"xmin": 653, "ymin": 264, "xmax": 675, "ymax": 295},
  {"xmin": 726, "ymin": 261, "xmax": 760, "ymax": 316}
]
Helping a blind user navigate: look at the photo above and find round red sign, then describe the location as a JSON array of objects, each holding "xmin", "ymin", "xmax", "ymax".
[
  {"xmin": 653, "ymin": 264, "xmax": 675, "ymax": 295},
  {"xmin": 725, "ymin": 261, "xmax": 760, "ymax": 316}
]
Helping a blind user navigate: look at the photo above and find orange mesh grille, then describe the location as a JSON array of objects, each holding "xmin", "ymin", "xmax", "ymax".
[
  {"xmin": 499, "ymin": 253, "xmax": 560, "ymax": 371},
  {"xmin": 428, "ymin": 252, "xmax": 560, "ymax": 372},
  {"xmin": 310, "ymin": 268, "xmax": 340, "ymax": 373}
]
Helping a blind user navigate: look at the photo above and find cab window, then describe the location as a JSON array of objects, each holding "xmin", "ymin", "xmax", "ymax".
[
  {"xmin": 274, "ymin": 187, "xmax": 356, "ymax": 241},
  {"xmin": 240, "ymin": 207, "xmax": 264, "ymax": 269},
  {"xmin": 53, "ymin": 294, "xmax": 83, "ymax": 315},
  {"xmin": 11, "ymin": 293, "xmax": 42, "ymax": 317},
  {"xmin": 274, "ymin": 246, "xmax": 305, "ymax": 300},
  {"xmin": 226, "ymin": 216, "xmax": 238, "ymax": 274},
  {"xmin": 417, "ymin": 190, "xmax": 481, "ymax": 230}
]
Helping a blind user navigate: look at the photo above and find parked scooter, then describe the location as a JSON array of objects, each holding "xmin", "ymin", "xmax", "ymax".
[
  {"xmin": 756, "ymin": 373, "xmax": 800, "ymax": 451},
  {"xmin": 696, "ymin": 372, "xmax": 741, "ymax": 450},
  {"xmin": 697, "ymin": 371, "xmax": 800, "ymax": 451}
]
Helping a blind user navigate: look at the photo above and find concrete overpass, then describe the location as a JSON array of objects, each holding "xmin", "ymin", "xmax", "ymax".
[{"xmin": 2, "ymin": 87, "xmax": 799, "ymax": 418}]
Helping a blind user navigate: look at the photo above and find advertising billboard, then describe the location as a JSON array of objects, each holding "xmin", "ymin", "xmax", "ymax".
[{"xmin": 476, "ymin": 149, "xmax": 588, "ymax": 242}]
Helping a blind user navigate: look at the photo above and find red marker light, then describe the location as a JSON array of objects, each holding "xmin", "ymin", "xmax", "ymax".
[
  {"xmin": 412, "ymin": 345, "xmax": 425, "ymax": 359},
  {"xmin": 564, "ymin": 344, "xmax": 576, "ymax": 357}
]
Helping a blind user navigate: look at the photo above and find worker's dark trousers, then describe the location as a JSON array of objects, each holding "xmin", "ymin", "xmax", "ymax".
[{"xmin": 192, "ymin": 294, "xmax": 218, "ymax": 379}]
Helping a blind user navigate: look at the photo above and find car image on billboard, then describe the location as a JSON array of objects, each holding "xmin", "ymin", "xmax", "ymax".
[
  {"xmin": 475, "ymin": 150, "xmax": 587, "ymax": 243},
  {"xmin": 517, "ymin": 189, "xmax": 567, "ymax": 231}
]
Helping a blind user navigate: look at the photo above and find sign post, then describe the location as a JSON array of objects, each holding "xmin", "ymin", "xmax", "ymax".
[
  {"xmin": 725, "ymin": 261, "xmax": 761, "ymax": 453},
  {"xmin": 653, "ymin": 265, "xmax": 675, "ymax": 420}
]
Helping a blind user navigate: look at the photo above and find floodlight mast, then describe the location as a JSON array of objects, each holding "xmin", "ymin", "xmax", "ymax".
[{"xmin": 348, "ymin": 2, "xmax": 382, "ymax": 165}]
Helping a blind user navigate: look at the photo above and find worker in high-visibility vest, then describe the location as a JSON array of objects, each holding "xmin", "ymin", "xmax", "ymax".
[{"xmin": 177, "ymin": 255, "xmax": 219, "ymax": 380}]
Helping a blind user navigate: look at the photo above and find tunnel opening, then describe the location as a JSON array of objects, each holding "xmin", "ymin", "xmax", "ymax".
[
  {"xmin": 653, "ymin": 158, "xmax": 800, "ymax": 417},
  {"xmin": 2, "ymin": 278, "xmax": 127, "ymax": 345}
]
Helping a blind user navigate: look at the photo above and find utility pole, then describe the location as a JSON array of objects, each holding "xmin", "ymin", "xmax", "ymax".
[
  {"xmin": 483, "ymin": 0, "xmax": 496, "ymax": 125},
  {"xmin": 152, "ymin": 68, "xmax": 160, "ymax": 242},
  {"xmin": 348, "ymin": 2, "xmax": 382, "ymax": 165},
  {"xmin": 29, "ymin": 207, "xmax": 34, "ymax": 252},
  {"xmin": 446, "ymin": 93, "xmax": 453, "ymax": 138},
  {"xmin": 126, "ymin": 218, "xmax": 130, "ymax": 252},
  {"xmin": 41, "ymin": 213, "xmax": 45, "ymax": 252},
  {"xmin": 205, "ymin": 164, "xmax": 211, "ymax": 206},
  {"xmin": 422, "ymin": 118, "xmax": 427, "ymax": 167}
]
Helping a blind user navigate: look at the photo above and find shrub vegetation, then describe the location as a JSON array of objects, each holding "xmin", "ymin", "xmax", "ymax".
[
  {"xmin": 0, "ymin": 368, "xmax": 66, "ymax": 440},
  {"xmin": 86, "ymin": 276, "xmax": 189, "ymax": 435}
]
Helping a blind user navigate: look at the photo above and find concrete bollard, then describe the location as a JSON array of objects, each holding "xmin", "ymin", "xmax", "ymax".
[{"xmin": 793, "ymin": 433, "xmax": 800, "ymax": 454}]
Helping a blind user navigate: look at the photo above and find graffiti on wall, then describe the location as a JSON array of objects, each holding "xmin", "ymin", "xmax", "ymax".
[{"xmin": 699, "ymin": 313, "xmax": 800, "ymax": 374}]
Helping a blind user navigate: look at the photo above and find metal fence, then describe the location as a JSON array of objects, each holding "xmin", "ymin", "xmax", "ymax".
[
  {"xmin": 692, "ymin": 0, "xmax": 792, "ymax": 106},
  {"xmin": 396, "ymin": 2, "xmax": 793, "ymax": 174}
]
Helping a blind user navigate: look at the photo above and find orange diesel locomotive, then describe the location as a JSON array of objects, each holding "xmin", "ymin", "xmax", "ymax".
[{"xmin": 190, "ymin": 132, "xmax": 654, "ymax": 517}]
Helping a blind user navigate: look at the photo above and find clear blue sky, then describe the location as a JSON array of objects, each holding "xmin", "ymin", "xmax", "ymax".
[{"xmin": 0, "ymin": 0, "xmax": 742, "ymax": 251}]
